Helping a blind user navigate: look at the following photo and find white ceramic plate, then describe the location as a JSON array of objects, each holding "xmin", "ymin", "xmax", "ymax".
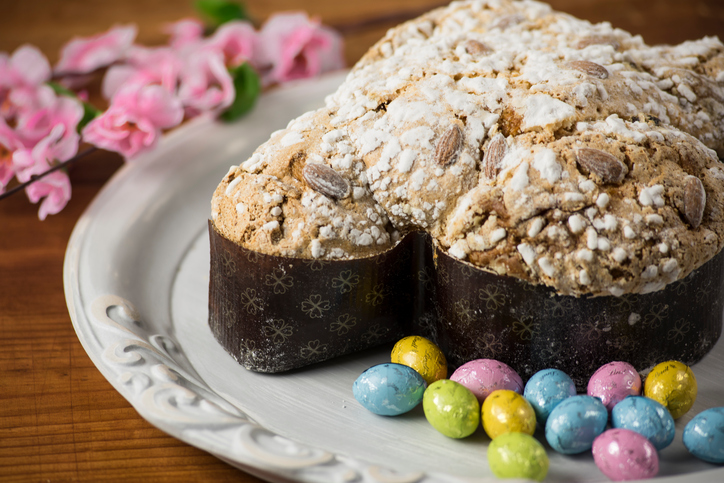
[{"xmin": 65, "ymin": 71, "xmax": 724, "ymax": 483}]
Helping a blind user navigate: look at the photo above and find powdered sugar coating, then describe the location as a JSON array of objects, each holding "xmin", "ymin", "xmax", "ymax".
[{"xmin": 212, "ymin": 0, "xmax": 724, "ymax": 296}]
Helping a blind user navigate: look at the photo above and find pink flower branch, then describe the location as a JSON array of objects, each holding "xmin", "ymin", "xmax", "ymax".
[
  {"xmin": 0, "ymin": 145, "xmax": 96, "ymax": 203},
  {"xmin": 1, "ymin": 0, "xmax": 437, "ymax": 220},
  {"xmin": 0, "ymin": 3, "xmax": 347, "ymax": 220}
]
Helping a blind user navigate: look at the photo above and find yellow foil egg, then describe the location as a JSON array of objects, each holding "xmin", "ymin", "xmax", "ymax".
[
  {"xmin": 644, "ymin": 360, "xmax": 698, "ymax": 419},
  {"xmin": 391, "ymin": 336, "xmax": 447, "ymax": 385},
  {"xmin": 482, "ymin": 389, "xmax": 537, "ymax": 439}
]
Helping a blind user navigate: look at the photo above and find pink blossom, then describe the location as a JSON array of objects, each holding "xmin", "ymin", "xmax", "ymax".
[
  {"xmin": 165, "ymin": 19, "xmax": 204, "ymax": 49},
  {"xmin": 13, "ymin": 120, "xmax": 80, "ymax": 181},
  {"xmin": 0, "ymin": 46, "xmax": 81, "ymax": 213},
  {"xmin": 25, "ymin": 170, "xmax": 72, "ymax": 220},
  {"xmin": 256, "ymin": 13, "xmax": 344, "ymax": 85},
  {"xmin": 55, "ymin": 25, "xmax": 137, "ymax": 75},
  {"xmin": 177, "ymin": 50, "xmax": 234, "ymax": 116},
  {"xmin": 12, "ymin": 123, "xmax": 75, "ymax": 218},
  {"xmin": 0, "ymin": 45, "xmax": 52, "ymax": 120},
  {"xmin": 3, "ymin": 85, "xmax": 82, "ymax": 194},
  {"xmin": 0, "ymin": 116, "xmax": 22, "ymax": 151},
  {"xmin": 82, "ymin": 83, "xmax": 183, "ymax": 159},
  {"xmin": 103, "ymin": 25, "xmax": 251, "ymax": 118},
  {"xmin": 101, "ymin": 64, "xmax": 139, "ymax": 100},
  {"xmin": 0, "ymin": 146, "xmax": 14, "ymax": 192},
  {"xmin": 11, "ymin": 85, "xmax": 83, "ymax": 150},
  {"xmin": 175, "ymin": 22, "xmax": 255, "ymax": 115},
  {"xmin": 0, "ymin": 104, "xmax": 21, "ymax": 193},
  {"xmin": 102, "ymin": 46, "xmax": 183, "ymax": 99},
  {"xmin": 0, "ymin": 45, "xmax": 51, "ymax": 88},
  {"xmin": 205, "ymin": 21, "xmax": 257, "ymax": 68}
]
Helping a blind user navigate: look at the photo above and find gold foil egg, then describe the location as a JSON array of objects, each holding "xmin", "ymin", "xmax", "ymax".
[
  {"xmin": 482, "ymin": 389, "xmax": 537, "ymax": 439},
  {"xmin": 391, "ymin": 336, "xmax": 447, "ymax": 385},
  {"xmin": 644, "ymin": 360, "xmax": 697, "ymax": 419}
]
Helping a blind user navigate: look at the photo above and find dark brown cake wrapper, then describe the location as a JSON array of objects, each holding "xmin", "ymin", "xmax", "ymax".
[
  {"xmin": 208, "ymin": 220, "xmax": 417, "ymax": 372},
  {"xmin": 209, "ymin": 221, "xmax": 723, "ymax": 388}
]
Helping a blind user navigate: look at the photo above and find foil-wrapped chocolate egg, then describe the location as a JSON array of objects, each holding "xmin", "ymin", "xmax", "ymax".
[
  {"xmin": 391, "ymin": 335, "xmax": 447, "ymax": 385},
  {"xmin": 524, "ymin": 368, "xmax": 577, "ymax": 426},
  {"xmin": 482, "ymin": 389, "xmax": 536, "ymax": 439},
  {"xmin": 683, "ymin": 407, "xmax": 724, "ymax": 463},
  {"xmin": 612, "ymin": 396, "xmax": 675, "ymax": 450},
  {"xmin": 545, "ymin": 395, "xmax": 608, "ymax": 454},
  {"xmin": 450, "ymin": 358, "xmax": 524, "ymax": 404},
  {"xmin": 593, "ymin": 428, "xmax": 659, "ymax": 481},
  {"xmin": 644, "ymin": 360, "xmax": 697, "ymax": 419},
  {"xmin": 588, "ymin": 361, "xmax": 641, "ymax": 412},
  {"xmin": 353, "ymin": 363, "xmax": 426, "ymax": 416},
  {"xmin": 423, "ymin": 379, "xmax": 480, "ymax": 438},
  {"xmin": 488, "ymin": 432, "xmax": 549, "ymax": 482}
]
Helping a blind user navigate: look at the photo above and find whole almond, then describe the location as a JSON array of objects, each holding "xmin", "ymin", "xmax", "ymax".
[
  {"xmin": 569, "ymin": 60, "xmax": 609, "ymax": 79},
  {"xmin": 576, "ymin": 36, "xmax": 621, "ymax": 51},
  {"xmin": 435, "ymin": 125, "xmax": 464, "ymax": 167},
  {"xmin": 575, "ymin": 148, "xmax": 628, "ymax": 184},
  {"xmin": 682, "ymin": 175, "xmax": 706, "ymax": 228},
  {"xmin": 492, "ymin": 13, "xmax": 525, "ymax": 30},
  {"xmin": 464, "ymin": 39, "xmax": 491, "ymax": 55},
  {"xmin": 483, "ymin": 134, "xmax": 506, "ymax": 179},
  {"xmin": 302, "ymin": 162, "xmax": 350, "ymax": 199}
]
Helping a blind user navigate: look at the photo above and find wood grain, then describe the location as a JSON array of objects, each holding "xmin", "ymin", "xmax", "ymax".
[{"xmin": 0, "ymin": 1, "xmax": 723, "ymax": 482}]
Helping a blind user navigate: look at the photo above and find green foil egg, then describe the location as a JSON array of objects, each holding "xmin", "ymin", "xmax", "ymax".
[
  {"xmin": 423, "ymin": 379, "xmax": 480, "ymax": 438},
  {"xmin": 488, "ymin": 432, "xmax": 549, "ymax": 482}
]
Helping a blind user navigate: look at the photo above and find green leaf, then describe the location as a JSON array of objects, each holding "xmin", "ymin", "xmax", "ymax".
[
  {"xmin": 195, "ymin": 0, "xmax": 249, "ymax": 27},
  {"xmin": 221, "ymin": 62, "xmax": 261, "ymax": 122},
  {"xmin": 47, "ymin": 81, "xmax": 102, "ymax": 132},
  {"xmin": 78, "ymin": 102, "xmax": 102, "ymax": 132}
]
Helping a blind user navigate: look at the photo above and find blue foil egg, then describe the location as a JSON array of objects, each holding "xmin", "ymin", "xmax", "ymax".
[
  {"xmin": 545, "ymin": 395, "xmax": 608, "ymax": 454},
  {"xmin": 683, "ymin": 407, "xmax": 724, "ymax": 463},
  {"xmin": 353, "ymin": 363, "xmax": 426, "ymax": 416},
  {"xmin": 524, "ymin": 368, "xmax": 577, "ymax": 426},
  {"xmin": 612, "ymin": 396, "xmax": 675, "ymax": 450}
]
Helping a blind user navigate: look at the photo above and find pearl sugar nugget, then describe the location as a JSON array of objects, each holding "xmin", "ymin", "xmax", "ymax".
[
  {"xmin": 353, "ymin": 363, "xmax": 426, "ymax": 416},
  {"xmin": 450, "ymin": 358, "xmax": 524, "ymax": 404}
]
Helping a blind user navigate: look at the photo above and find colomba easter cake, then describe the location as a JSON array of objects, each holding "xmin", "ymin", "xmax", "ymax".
[{"xmin": 208, "ymin": 0, "xmax": 724, "ymax": 385}]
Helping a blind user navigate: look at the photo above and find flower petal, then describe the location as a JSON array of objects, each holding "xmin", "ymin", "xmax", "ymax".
[{"xmin": 55, "ymin": 25, "xmax": 137, "ymax": 75}]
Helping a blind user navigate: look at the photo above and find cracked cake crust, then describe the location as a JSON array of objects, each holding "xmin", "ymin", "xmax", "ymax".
[{"xmin": 211, "ymin": 0, "xmax": 724, "ymax": 297}]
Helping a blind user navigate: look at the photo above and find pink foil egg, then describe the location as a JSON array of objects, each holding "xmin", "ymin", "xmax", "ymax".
[
  {"xmin": 587, "ymin": 361, "xmax": 641, "ymax": 412},
  {"xmin": 593, "ymin": 428, "xmax": 659, "ymax": 481},
  {"xmin": 450, "ymin": 359, "xmax": 523, "ymax": 404}
]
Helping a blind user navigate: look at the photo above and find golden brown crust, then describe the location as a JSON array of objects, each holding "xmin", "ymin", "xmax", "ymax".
[{"xmin": 212, "ymin": 0, "xmax": 724, "ymax": 296}]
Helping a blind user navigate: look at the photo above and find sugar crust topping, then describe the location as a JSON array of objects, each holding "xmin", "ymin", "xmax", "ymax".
[{"xmin": 212, "ymin": 0, "xmax": 724, "ymax": 296}]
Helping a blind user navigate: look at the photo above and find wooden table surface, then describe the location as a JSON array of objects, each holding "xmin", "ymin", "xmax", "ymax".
[{"xmin": 1, "ymin": 1, "xmax": 723, "ymax": 481}]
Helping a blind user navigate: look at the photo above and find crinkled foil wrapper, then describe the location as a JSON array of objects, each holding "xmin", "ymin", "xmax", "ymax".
[{"xmin": 209, "ymin": 220, "xmax": 723, "ymax": 388}]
